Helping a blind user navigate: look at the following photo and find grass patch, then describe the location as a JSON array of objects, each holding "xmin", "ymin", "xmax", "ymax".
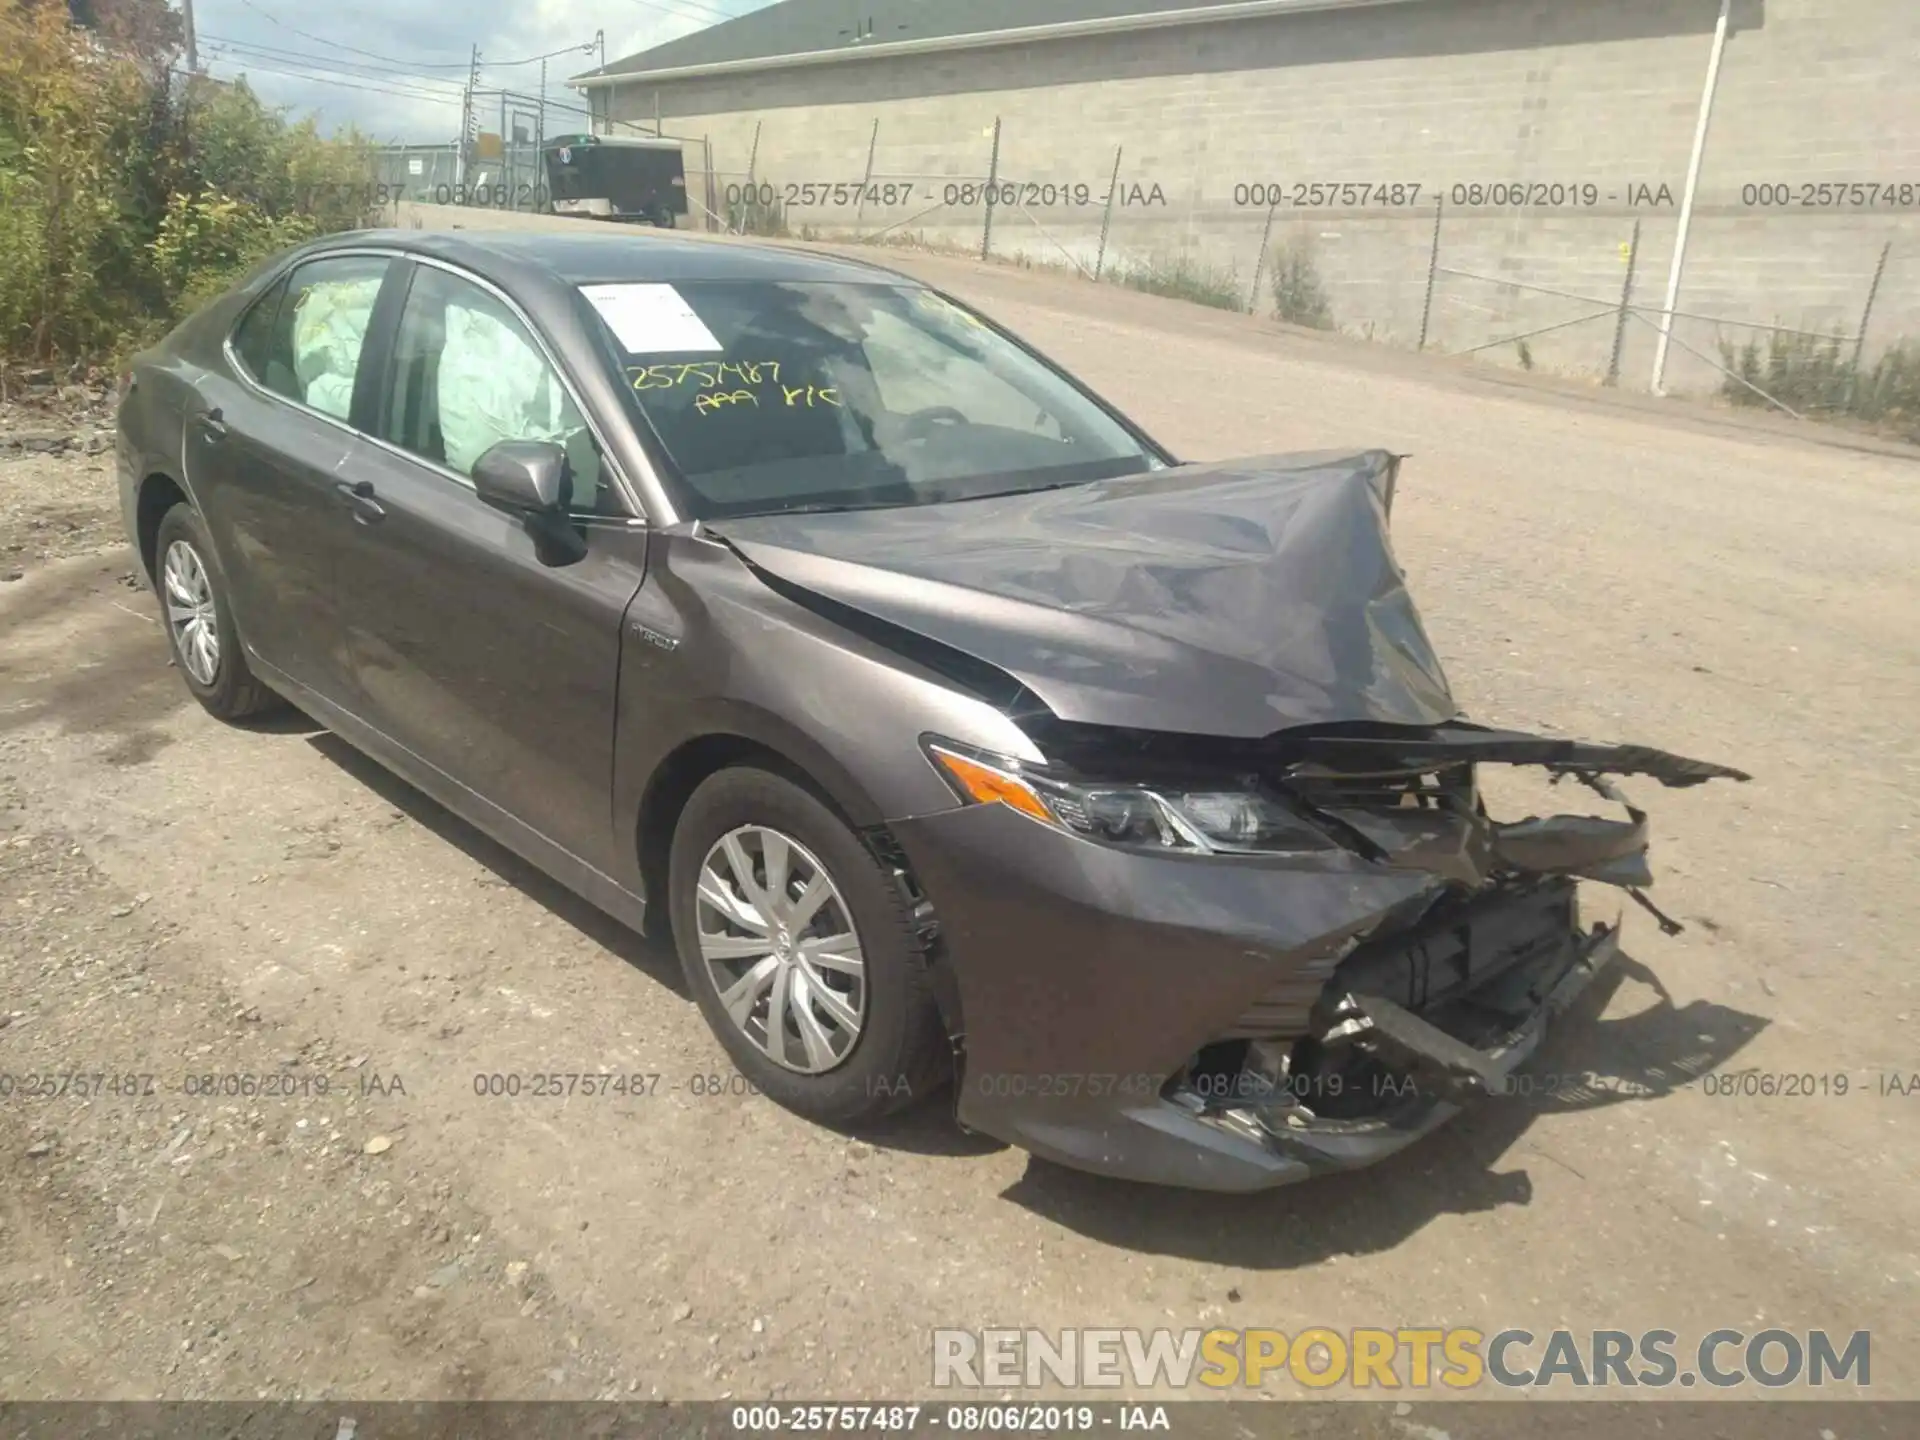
[
  {"xmin": 725, "ymin": 187, "xmax": 789, "ymax": 237},
  {"xmin": 1110, "ymin": 254, "xmax": 1243, "ymax": 311}
]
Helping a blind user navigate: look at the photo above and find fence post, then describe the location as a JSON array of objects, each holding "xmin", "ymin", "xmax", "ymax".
[
  {"xmin": 704, "ymin": 135, "xmax": 717, "ymax": 232},
  {"xmin": 1846, "ymin": 238, "xmax": 1893, "ymax": 412},
  {"xmin": 1417, "ymin": 194, "xmax": 1444, "ymax": 350},
  {"xmin": 1606, "ymin": 218, "xmax": 1642, "ymax": 387},
  {"xmin": 1851, "ymin": 239, "xmax": 1893, "ymax": 372},
  {"xmin": 535, "ymin": 61, "xmax": 546, "ymax": 209},
  {"xmin": 1094, "ymin": 146, "xmax": 1122, "ymax": 282},
  {"xmin": 981, "ymin": 117, "xmax": 1002, "ymax": 261},
  {"xmin": 1247, "ymin": 200, "xmax": 1278, "ymax": 315},
  {"xmin": 854, "ymin": 117, "xmax": 880, "ymax": 230}
]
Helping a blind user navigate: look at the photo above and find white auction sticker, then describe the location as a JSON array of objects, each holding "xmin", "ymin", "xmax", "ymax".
[{"xmin": 579, "ymin": 282, "xmax": 723, "ymax": 354}]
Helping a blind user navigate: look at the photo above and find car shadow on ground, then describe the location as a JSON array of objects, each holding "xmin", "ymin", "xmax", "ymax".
[
  {"xmin": 303, "ymin": 730, "xmax": 689, "ymax": 999},
  {"xmin": 995, "ymin": 951, "xmax": 1768, "ymax": 1267},
  {"xmin": 303, "ymin": 726, "xmax": 1007, "ymax": 1157},
  {"xmin": 827, "ymin": 1092, "xmax": 1010, "ymax": 1160}
]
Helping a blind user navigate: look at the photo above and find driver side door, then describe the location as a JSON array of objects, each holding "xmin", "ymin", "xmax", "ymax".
[{"xmin": 332, "ymin": 259, "xmax": 650, "ymax": 878}]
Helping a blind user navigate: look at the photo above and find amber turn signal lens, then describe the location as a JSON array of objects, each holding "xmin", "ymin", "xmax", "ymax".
[{"xmin": 928, "ymin": 747, "xmax": 1056, "ymax": 826}]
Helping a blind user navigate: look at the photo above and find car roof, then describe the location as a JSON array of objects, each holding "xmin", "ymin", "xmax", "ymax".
[{"xmin": 313, "ymin": 228, "xmax": 922, "ymax": 291}]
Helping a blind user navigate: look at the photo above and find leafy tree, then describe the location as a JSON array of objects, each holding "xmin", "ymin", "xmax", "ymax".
[{"xmin": 0, "ymin": 1, "xmax": 373, "ymax": 369}]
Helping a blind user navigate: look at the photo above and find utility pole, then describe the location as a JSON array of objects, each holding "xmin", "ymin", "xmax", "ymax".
[
  {"xmin": 458, "ymin": 45, "xmax": 480, "ymax": 189},
  {"xmin": 591, "ymin": 30, "xmax": 606, "ymax": 135},
  {"xmin": 181, "ymin": 0, "xmax": 199, "ymax": 72}
]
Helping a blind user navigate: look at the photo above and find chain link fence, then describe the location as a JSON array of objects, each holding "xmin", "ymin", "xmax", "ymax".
[{"xmin": 654, "ymin": 114, "xmax": 1919, "ymax": 435}]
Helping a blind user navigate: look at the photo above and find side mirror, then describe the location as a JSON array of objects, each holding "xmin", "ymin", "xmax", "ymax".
[{"xmin": 473, "ymin": 439, "xmax": 571, "ymax": 516}]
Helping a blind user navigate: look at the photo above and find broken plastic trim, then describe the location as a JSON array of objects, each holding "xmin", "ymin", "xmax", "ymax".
[
  {"xmin": 1326, "ymin": 919, "xmax": 1624, "ymax": 1107},
  {"xmin": 1269, "ymin": 722, "xmax": 1753, "ymax": 789}
]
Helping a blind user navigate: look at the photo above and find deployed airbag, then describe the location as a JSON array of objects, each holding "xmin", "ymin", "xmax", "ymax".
[
  {"xmin": 291, "ymin": 277, "xmax": 382, "ymax": 419},
  {"xmin": 437, "ymin": 301, "xmax": 576, "ymax": 475}
]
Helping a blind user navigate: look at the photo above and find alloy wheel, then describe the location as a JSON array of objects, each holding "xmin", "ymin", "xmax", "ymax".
[
  {"xmin": 162, "ymin": 539, "xmax": 221, "ymax": 687},
  {"xmin": 695, "ymin": 825, "xmax": 868, "ymax": 1074}
]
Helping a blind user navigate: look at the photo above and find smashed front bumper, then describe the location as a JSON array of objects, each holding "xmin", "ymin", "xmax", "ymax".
[
  {"xmin": 886, "ymin": 729, "xmax": 1743, "ymax": 1192},
  {"xmin": 1161, "ymin": 883, "xmax": 1623, "ymax": 1185}
]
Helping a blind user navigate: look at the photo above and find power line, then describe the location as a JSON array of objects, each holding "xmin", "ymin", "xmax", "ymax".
[
  {"xmin": 226, "ymin": 0, "xmax": 710, "ymax": 70},
  {"xmin": 200, "ymin": 49, "xmax": 469, "ymax": 107},
  {"xmin": 229, "ymin": 0, "xmax": 475, "ymax": 67},
  {"xmin": 201, "ymin": 34, "xmax": 473, "ymax": 87},
  {"xmin": 623, "ymin": 0, "xmax": 743, "ymax": 29}
]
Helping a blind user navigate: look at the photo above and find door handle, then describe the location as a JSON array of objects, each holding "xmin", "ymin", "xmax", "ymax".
[
  {"xmin": 193, "ymin": 408, "xmax": 229, "ymax": 441},
  {"xmin": 334, "ymin": 479, "xmax": 386, "ymax": 523}
]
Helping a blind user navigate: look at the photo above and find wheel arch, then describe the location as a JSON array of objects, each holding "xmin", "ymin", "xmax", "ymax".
[
  {"xmin": 134, "ymin": 471, "xmax": 192, "ymax": 583},
  {"xmin": 632, "ymin": 712, "xmax": 889, "ymax": 926}
]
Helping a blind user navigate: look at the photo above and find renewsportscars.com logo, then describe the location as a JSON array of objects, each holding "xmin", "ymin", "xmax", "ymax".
[{"xmin": 931, "ymin": 1327, "xmax": 1871, "ymax": 1391}]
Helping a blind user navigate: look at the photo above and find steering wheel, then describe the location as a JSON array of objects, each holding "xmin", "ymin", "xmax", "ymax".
[{"xmin": 897, "ymin": 405, "xmax": 969, "ymax": 443}]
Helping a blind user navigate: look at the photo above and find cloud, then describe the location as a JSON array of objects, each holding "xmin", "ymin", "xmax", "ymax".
[{"xmin": 194, "ymin": 0, "xmax": 768, "ymax": 142}]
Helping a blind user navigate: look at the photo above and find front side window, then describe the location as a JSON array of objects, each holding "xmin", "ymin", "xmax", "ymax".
[
  {"xmin": 376, "ymin": 265, "xmax": 614, "ymax": 515},
  {"xmin": 580, "ymin": 280, "xmax": 1160, "ymax": 519},
  {"xmin": 262, "ymin": 256, "xmax": 390, "ymax": 419}
]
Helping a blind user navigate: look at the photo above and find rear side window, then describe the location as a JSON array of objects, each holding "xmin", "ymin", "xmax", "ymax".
[
  {"xmin": 253, "ymin": 256, "xmax": 391, "ymax": 419},
  {"xmin": 230, "ymin": 276, "xmax": 288, "ymax": 381}
]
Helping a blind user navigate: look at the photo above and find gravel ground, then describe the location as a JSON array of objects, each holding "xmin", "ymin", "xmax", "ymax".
[{"xmin": 0, "ymin": 252, "xmax": 1915, "ymax": 1416}]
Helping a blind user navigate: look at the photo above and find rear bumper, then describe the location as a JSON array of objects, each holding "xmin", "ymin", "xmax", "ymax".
[{"xmin": 890, "ymin": 802, "xmax": 1623, "ymax": 1192}]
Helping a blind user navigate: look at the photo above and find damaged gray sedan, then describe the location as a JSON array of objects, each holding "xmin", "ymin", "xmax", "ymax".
[{"xmin": 117, "ymin": 230, "xmax": 1747, "ymax": 1192}]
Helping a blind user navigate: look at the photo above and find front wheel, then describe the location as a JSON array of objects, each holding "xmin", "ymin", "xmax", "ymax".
[
  {"xmin": 153, "ymin": 503, "xmax": 283, "ymax": 721},
  {"xmin": 667, "ymin": 767, "xmax": 949, "ymax": 1125}
]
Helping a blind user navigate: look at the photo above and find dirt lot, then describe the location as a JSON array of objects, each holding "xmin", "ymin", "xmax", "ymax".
[{"xmin": 1, "ymin": 247, "xmax": 1916, "ymax": 1414}]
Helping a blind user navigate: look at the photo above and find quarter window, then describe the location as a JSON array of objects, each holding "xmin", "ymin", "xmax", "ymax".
[
  {"xmin": 230, "ymin": 275, "xmax": 289, "ymax": 383},
  {"xmin": 377, "ymin": 265, "xmax": 615, "ymax": 515}
]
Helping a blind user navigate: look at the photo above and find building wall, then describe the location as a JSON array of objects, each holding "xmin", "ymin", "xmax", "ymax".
[{"xmin": 602, "ymin": 0, "xmax": 1920, "ymax": 394}]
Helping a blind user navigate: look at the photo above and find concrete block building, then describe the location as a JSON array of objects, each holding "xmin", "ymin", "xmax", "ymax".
[{"xmin": 573, "ymin": 0, "xmax": 1920, "ymax": 393}]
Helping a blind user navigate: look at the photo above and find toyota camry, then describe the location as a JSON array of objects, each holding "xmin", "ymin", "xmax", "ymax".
[{"xmin": 115, "ymin": 229, "xmax": 1748, "ymax": 1191}]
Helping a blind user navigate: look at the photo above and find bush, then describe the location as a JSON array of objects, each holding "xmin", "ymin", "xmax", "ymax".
[
  {"xmin": 0, "ymin": 1, "xmax": 373, "ymax": 372},
  {"xmin": 1111, "ymin": 254, "xmax": 1242, "ymax": 310},
  {"xmin": 149, "ymin": 189, "xmax": 319, "ymax": 315},
  {"xmin": 1719, "ymin": 328, "xmax": 1854, "ymax": 412},
  {"xmin": 1719, "ymin": 328, "xmax": 1920, "ymax": 441},
  {"xmin": 1268, "ymin": 234, "xmax": 1334, "ymax": 330}
]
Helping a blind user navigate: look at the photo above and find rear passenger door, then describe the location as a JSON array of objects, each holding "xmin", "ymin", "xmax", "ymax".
[
  {"xmin": 188, "ymin": 253, "xmax": 395, "ymax": 703},
  {"xmin": 333, "ymin": 259, "xmax": 650, "ymax": 877}
]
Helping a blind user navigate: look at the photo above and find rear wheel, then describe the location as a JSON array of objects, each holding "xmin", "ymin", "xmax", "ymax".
[
  {"xmin": 667, "ymin": 767, "xmax": 948, "ymax": 1125},
  {"xmin": 153, "ymin": 503, "xmax": 283, "ymax": 722}
]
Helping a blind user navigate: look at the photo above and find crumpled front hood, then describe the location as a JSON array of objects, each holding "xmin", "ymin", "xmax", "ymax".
[{"xmin": 708, "ymin": 449, "xmax": 1457, "ymax": 738}]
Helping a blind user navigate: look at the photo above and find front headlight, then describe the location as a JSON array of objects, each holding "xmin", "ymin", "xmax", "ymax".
[{"xmin": 925, "ymin": 742, "xmax": 1334, "ymax": 855}]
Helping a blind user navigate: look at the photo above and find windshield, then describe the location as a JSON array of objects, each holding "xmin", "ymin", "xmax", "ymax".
[{"xmin": 578, "ymin": 280, "xmax": 1161, "ymax": 518}]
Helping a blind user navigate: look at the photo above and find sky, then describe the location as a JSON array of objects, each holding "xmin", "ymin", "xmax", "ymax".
[{"xmin": 191, "ymin": 0, "xmax": 782, "ymax": 143}]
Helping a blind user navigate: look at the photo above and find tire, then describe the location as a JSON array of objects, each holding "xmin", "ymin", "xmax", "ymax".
[
  {"xmin": 153, "ymin": 503, "xmax": 283, "ymax": 722},
  {"xmin": 668, "ymin": 766, "xmax": 949, "ymax": 1125}
]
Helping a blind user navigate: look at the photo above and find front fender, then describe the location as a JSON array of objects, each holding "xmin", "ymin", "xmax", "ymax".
[{"xmin": 611, "ymin": 529, "xmax": 1045, "ymax": 895}]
